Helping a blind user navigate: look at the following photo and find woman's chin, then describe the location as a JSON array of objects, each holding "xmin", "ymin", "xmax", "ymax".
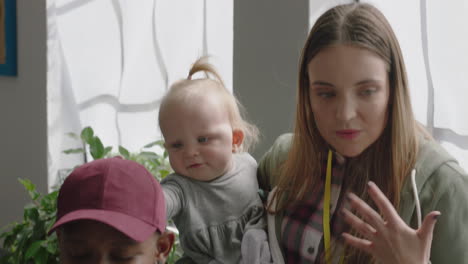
[{"xmin": 334, "ymin": 147, "xmax": 365, "ymax": 158}]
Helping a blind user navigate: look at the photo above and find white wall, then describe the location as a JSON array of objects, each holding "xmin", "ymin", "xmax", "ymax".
[{"xmin": 0, "ymin": 0, "xmax": 47, "ymax": 228}]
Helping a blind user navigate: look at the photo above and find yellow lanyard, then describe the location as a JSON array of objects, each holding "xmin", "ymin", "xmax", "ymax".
[{"xmin": 323, "ymin": 150, "xmax": 345, "ymax": 264}]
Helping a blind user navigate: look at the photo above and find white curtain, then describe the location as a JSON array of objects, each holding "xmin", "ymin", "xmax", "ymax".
[
  {"xmin": 365, "ymin": 0, "xmax": 468, "ymax": 170},
  {"xmin": 47, "ymin": 0, "xmax": 233, "ymax": 188},
  {"xmin": 310, "ymin": 0, "xmax": 468, "ymax": 170}
]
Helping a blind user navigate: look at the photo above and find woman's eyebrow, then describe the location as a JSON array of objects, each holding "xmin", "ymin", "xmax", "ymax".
[
  {"xmin": 311, "ymin": 81, "xmax": 334, "ymax": 87},
  {"xmin": 355, "ymin": 78, "xmax": 383, "ymax": 86}
]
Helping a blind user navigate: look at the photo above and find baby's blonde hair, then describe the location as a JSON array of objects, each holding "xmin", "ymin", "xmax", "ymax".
[{"xmin": 159, "ymin": 57, "xmax": 259, "ymax": 153}]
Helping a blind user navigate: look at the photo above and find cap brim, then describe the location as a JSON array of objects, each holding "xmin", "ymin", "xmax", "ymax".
[{"xmin": 48, "ymin": 209, "xmax": 163, "ymax": 242}]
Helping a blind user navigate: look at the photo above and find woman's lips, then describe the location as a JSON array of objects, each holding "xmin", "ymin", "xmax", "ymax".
[{"xmin": 336, "ymin": 130, "xmax": 361, "ymax": 139}]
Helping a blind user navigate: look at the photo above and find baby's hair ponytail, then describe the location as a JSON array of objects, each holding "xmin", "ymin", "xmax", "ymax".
[{"xmin": 187, "ymin": 57, "xmax": 225, "ymax": 88}]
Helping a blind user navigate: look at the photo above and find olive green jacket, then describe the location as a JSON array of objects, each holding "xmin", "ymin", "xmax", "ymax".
[{"xmin": 258, "ymin": 134, "xmax": 468, "ymax": 263}]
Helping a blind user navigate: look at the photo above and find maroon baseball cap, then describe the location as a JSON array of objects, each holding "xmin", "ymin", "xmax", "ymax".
[{"xmin": 49, "ymin": 156, "xmax": 166, "ymax": 242}]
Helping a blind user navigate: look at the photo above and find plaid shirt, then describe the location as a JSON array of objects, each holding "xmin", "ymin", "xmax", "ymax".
[{"xmin": 281, "ymin": 154, "xmax": 348, "ymax": 264}]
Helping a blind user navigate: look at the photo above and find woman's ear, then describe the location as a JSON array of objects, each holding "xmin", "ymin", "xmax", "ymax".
[
  {"xmin": 232, "ymin": 129, "xmax": 244, "ymax": 152},
  {"xmin": 155, "ymin": 232, "xmax": 175, "ymax": 262}
]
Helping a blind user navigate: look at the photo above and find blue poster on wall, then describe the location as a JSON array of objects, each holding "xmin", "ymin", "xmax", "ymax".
[{"xmin": 0, "ymin": 0, "xmax": 17, "ymax": 76}]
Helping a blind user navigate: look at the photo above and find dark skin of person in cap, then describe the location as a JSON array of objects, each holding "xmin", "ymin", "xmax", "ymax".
[{"xmin": 57, "ymin": 220, "xmax": 174, "ymax": 264}]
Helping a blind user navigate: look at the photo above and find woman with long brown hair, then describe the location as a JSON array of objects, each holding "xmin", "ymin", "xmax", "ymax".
[{"xmin": 258, "ymin": 3, "xmax": 468, "ymax": 263}]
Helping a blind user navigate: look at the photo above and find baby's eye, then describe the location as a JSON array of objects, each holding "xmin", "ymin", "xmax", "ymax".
[
  {"xmin": 198, "ymin": 136, "xmax": 209, "ymax": 143},
  {"xmin": 171, "ymin": 142, "xmax": 182, "ymax": 149}
]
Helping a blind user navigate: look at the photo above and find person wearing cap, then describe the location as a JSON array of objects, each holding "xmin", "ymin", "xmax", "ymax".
[{"xmin": 49, "ymin": 156, "xmax": 175, "ymax": 264}]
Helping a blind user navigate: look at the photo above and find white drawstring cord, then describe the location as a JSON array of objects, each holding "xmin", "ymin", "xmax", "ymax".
[
  {"xmin": 412, "ymin": 169, "xmax": 434, "ymax": 264},
  {"xmin": 410, "ymin": 169, "xmax": 422, "ymax": 228},
  {"xmin": 267, "ymin": 187, "xmax": 285, "ymax": 264}
]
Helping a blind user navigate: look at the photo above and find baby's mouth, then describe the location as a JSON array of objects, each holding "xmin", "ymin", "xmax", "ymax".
[{"xmin": 188, "ymin": 163, "xmax": 203, "ymax": 169}]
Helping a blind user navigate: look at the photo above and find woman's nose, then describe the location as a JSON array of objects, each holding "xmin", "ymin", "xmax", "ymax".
[{"xmin": 336, "ymin": 96, "xmax": 357, "ymax": 122}]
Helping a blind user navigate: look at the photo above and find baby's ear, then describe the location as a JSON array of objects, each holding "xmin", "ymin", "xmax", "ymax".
[{"xmin": 232, "ymin": 129, "xmax": 244, "ymax": 152}]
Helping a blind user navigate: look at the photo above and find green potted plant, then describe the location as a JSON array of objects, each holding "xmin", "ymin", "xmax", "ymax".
[
  {"xmin": 0, "ymin": 127, "xmax": 182, "ymax": 264},
  {"xmin": 0, "ymin": 179, "xmax": 59, "ymax": 264}
]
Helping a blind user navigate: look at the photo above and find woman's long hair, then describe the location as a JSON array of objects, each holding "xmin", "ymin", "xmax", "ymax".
[{"xmin": 270, "ymin": 3, "xmax": 421, "ymax": 262}]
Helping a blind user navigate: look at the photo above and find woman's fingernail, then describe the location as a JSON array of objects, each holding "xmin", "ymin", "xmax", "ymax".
[
  {"xmin": 346, "ymin": 193, "xmax": 352, "ymax": 201},
  {"xmin": 433, "ymin": 214, "xmax": 441, "ymax": 220},
  {"xmin": 367, "ymin": 181, "xmax": 375, "ymax": 188}
]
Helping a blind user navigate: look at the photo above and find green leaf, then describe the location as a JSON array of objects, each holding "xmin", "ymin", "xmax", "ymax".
[
  {"xmin": 152, "ymin": 158, "xmax": 162, "ymax": 167},
  {"xmin": 89, "ymin": 137, "xmax": 105, "ymax": 160},
  {"xmin": 16, "ymin": 226, "xmax": 33, "ymax": 262},
  {"xmin": 29, "ymin": 191, "xmax": 40, "ymax": 201},
  {"xmin": 31, "ymin": 220, "xmax": 47, "ymax": 241},
  {"xmin": 80, "ymin": 126, "xmax": 94, "ymax": 143},
  {"xmin": 2, "ymin": 231, "xmax": 16, "ymax": 248},
  {"xmin": 118, "ymin": 146, "xmax": 131, "ymax": 159},
  {"xmin": 139, "ymin": 151, "xmax": 159, "ymax": 159},
  {"xmin": 160, "ymin": 169, "xmax": 171, "ymax": 179},
  {"xmin": 143, "ymin": 140, "xmax": 165, "ymax": 148},
  {"xmin": 24, "ymin": 206, "xmax": 39, "ymax": 222},
  {"xmin": 45, "ymin": 236, "xmax": 58, "ymax": 254},
  {"xmin": 44, "ymin": 190, "xmax": 59, "ymax": 203},
  {"xmin": 65, "ymin": 132, "xmax": 80, "ymax": 140},
  {"xmin": 62, "ymin": 148, "xmax": 85, "ymax": 154},
  {"xmin": 103, "ymin": 146, "xmax": 113, "ymax": 156},
  {"xmin": 19, "ymin": 179, "xmax": 35, "ymax": 192},
  {"xmin": 31, "ymin": 191, "xmax": 41, "ymax": 201},
  {"xmin": 33, "ymin": 247, "xmax": 48, "ymax": 264},
  {"xmin": 46, "ymin": 218, "xmax": 57, "ymax": 232},
  {"xmin": 25, "ymin": 240, "xmax": 43, "ymax": 260},
  {"xmin": 19, "ymin": 179, "xmax": 41, "ymax": 200},
  {"xmin": 41, "ymin": 191, "xmax": 59, "ymax": 214}
]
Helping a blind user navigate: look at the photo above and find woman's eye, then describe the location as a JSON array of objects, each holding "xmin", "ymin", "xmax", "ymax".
[
  {"xmin": 360, "ymin": 88, "xmax": 376, "ymax": 96},
  {"xmin": 318, "ymin": 92, "xmax": 335, "ymax": 99},
  {"xmin": 198, "ymin": 137, "xmax": 209, "ymax": 143}
]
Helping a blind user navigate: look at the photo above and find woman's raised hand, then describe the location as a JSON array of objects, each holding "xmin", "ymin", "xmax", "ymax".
[{"xmin": 341, "ymin": 181, "xmax": 440, "ymax": 264}]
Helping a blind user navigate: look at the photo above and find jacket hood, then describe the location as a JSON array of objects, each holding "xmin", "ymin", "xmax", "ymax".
[{"xmin": 399, "ymin": 137, "xmax": 458, "ymax": 222}]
